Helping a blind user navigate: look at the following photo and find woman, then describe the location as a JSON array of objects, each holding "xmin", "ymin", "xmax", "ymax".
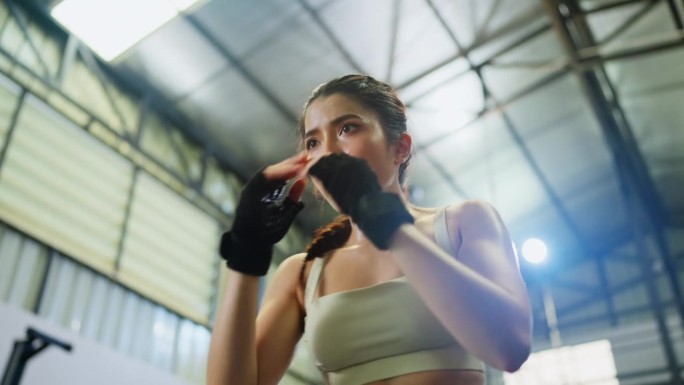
[{"xmin": 208, "ymin": 75, "xmax": 531, "ymax": 385}]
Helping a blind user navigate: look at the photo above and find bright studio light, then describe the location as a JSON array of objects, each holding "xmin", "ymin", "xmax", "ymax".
[
  {"xmin": 51, "ymin": 0, "xmax": 201, "ymax": 61},
  {"xmin": 522, "ymin": 238, "xmax": 548, "ymax": 264}
]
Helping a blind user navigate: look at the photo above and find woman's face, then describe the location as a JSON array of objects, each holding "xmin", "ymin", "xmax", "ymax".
[{"xmin": 303, "ymin": 93, "xmax": 401, "ymax": 205}]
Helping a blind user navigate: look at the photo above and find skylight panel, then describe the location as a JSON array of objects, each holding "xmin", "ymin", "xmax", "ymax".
[{"xmin": 51, "ymin": 0, "xmax": 201, "ymax": 61}]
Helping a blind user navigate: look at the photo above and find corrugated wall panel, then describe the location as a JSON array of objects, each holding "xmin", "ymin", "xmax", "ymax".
[
  {"xmin": 0, "ymin": 96, "xmax": 133, "ymax": 274},
  {"xmin": 0, "ymin": 226, "xmax": 47, "ymax": 310},
  {"xmin": 6, "ymin": 238, "xmax": 46, "ymax": 310},
  {"xmin": 0, "ymin": 72, "xmax": 21, "ymax": 143},
  {"xmin": 118, "ymin": 172, "xmax": 218, "ymax": 323}
]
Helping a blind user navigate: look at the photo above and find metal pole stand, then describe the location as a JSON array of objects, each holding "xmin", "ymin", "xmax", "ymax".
[{"xmin": 1, "ymin": 327, "xmax": 72, "ymax": 385}]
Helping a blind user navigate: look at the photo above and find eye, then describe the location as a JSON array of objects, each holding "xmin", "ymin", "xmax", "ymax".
[
  {"xmin": 305, "ymin": 138, "xmax": 319, "ymax": 150},
  {"xmin": 339, "ymin": 123, "xmax": 357, "ymax": 135}
]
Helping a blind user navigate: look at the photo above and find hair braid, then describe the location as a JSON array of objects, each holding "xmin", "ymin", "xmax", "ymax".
[{"xmin": 299, "ymin": 216, "xmax": 352, "ymax": 284}]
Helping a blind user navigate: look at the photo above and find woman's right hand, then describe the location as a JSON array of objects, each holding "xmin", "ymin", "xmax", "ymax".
[
  {"xmin": 219, "ymin": 152, "xmax": 309, "ymax": 276},
  {"xmin": 262, "ymin": 151, "xmax": 308, "ymax": 203}
]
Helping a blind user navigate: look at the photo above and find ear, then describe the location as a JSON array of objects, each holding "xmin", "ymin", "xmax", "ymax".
[{"xmin": 393, "ymin": 132, "xmax": 412, "ymax": 164}]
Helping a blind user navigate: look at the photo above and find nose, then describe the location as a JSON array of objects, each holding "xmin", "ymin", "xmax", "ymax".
[
  {"xmin": 319, "ymin": 137, "xmax": 345, "ymax": 158},
  {"xmin": 323, "ymin": 140, "xmax": 339, "ymax": 155},
  {"xmin": 308, "ymin": 135, "xmax": 350, "ymax": 168}
]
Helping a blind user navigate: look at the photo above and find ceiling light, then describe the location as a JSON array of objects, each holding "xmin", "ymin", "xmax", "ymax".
[
  {"xmin": 521, "ymin": 238, "xmax": 548, "ymax": 264},
  {"xmin": 51, "ymin": 0, "xmax": 201, "ymax": 61}
]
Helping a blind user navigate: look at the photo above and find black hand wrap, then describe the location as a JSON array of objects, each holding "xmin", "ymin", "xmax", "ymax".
[
  {"xmin": 220, "ymin": 170, "xmax": 304, "ymax": 276},
  {"xmin": 309, "ymin": 153, "xmax": 413, "ymax": 250}
]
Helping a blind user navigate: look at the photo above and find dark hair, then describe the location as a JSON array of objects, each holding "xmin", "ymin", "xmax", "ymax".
[
  {"xmin": 298, "ymin": 75, "xmax": 411, "ymax": 282},
  {"xmin": 298, "ymin": 74, "xmax": 411, "ymax": 186}
]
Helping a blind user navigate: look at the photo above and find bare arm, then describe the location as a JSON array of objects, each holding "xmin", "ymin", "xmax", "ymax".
[
  {"xmin": 208, "ymin": 152, "xmax": 309, "ymax": 385},
  {"xmin": 390, "ymin": 200, "xmax": 531, "ymax": 372},
  {"xmin": 207, "ymin": 270, "xmax": 260, "ymax": 385},
  {"xmin": 207, "ymin": 254, "xmax": 306, "ymax": 385}
]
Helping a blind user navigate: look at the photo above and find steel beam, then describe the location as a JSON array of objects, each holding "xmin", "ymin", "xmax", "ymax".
[
  {"xmin": 426, "ymin": 0, "xmax": 591, "ymax": 272},
  {"xmin": 597, "ymin": 1, "xmax": 661, "ymax": 46},
  {"xmin": 576, "ymin": 29, "xmax": 684, "ymax": 67},
  {"xmin": 596, "ymin": 246, "xmax": 619, "ymax": 325},
  {"xmin": 396, "ymin": 15, "xmax": 551, "ymax": 91},
  {"xmin": 509, "ymin": 0, "xmax": 684, "ymax": 284},
  {"xmin": 413, "ymin": 24, "xmax": 684, "ymax": 145},
  {"xmin": 545, "ymin": 1, "xmax": 682, "ymax": 380},
  {"xmin": 113, "ymin": 167, "xmax": 139, "ymax": 273},
  {"xmin": 77, "ymin": 46, "xmax": 131, "ymax": 139},
  {"xmin": 593, "ymin": 201, "xmax": 678, "ymax": 382},
  {"xmin": 667, "ymin": 0, "xmax": 684, "ymax": 29},
  {"xmin": 0, "ymin": 90, "xmax": 25, "ymax": 174},
  {"xmin": 422, "ymin": 152, "xmax": 470, "ymax": 200},
  {"xmin": 426, "ymin": 0, "xmax": 623, "ymax": 332},
  {"xmin": 472, "ymin": 0, "xmax": 504, "ymax": 45},
  {"xmin": 385, "ymin": 0, "xmax": 402, "ymax": 83},
  {"xmin": 5, "ymin": 0, "xmax": 52, "ymax": 80},
  {"xmin": 31, "ymin": 247, "xmax": 54, "ymax": 314},
  {"xmin": 551, "ymin": 0, "xmax": 684, "ymax": 322},
  {"xmin": 574, "ymin": 0, "xmax": 659, "ymax": 15},
  {"xmin": 163, "ymin": 119, "xmax": 193, "ymax": 181},
  {"xmin": 296, "ymin": 0, "xmax": 365, "ymax": 74},
  {"xmin": 56, "ymin": 34, "xmax": 78, "ymax": 87},
  {"xmin": 184, "ymin": 14, "xmax": 298, "ymax": 124}
]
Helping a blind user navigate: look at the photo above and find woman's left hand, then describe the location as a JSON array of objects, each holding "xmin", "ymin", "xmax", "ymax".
[
  {"xmin": 309, "ymin": 153, "xmax": 414, "ymax": 249},
  {"xmin": 308, "ymin": 152, "xmax": 381, "ymax": 217}
]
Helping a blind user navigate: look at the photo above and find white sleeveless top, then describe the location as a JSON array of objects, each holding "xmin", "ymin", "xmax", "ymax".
[{"xmin": 302, "ymin": 207, "xmax": 484, "ymax": 385}]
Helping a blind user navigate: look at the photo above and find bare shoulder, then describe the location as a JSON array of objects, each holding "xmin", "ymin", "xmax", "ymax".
[
  {"xmin": 274, "ymin": 252, "xmax": 308, "ymax": 277},
  {"xmin": 269, "ymin": 253, "xmax": 308, "ymax": 288},
  {"xmin": 263, "ymin": 254, "xmax": 305, "ymax": 303},
  {"xmin": 445, "ymin": 199, "xmax": 507, "ymax": 237},
  {"xmin": 443, "ymin": 200, "xmax": 524, "ymax": 289},
  {"xmin": 266, "ymin": 253, "xmax": 311, "ymax": 312},
  {"xmin": 446, "ymin": 199, "xmax": 500, "ymax": 219}
]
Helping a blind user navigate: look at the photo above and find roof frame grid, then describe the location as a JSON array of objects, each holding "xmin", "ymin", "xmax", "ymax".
[
  {"xmin": 385, "ymin": 0, "xmax": 402, "ymax": 83},
  {"xmin": 5, "ymin": 0, "xmax": 52, "ymax": 79},
  {"xmin": 425, "ymin": 0, "xmax": 592, "ymax": 261},
  {"xmin": 182, "ymin": 13, "xmax": 297, "ymax": 124},
  {"xmin": 666, "ymin": 0, "xmax": 683, "ymax": 29},
  {"xmin": 546, "ymin": 0, "xmax": 683, "ymax": 380},
  {"xmin": 521, "ymin": 0, "xmax": 684, "ymax": 283},
  {"xmin": 295, "ymin": 0, "xmax": 366, "ymax": 74},
  {"xmin": 396, "ymin": 5, "xmax": 549, "ymax": 91},
  {"xmin": 558, "ymin": 0, "xmax": 684, "ymax": 317},
  {"xmin": 595, "ymin": 0, "xmax": 663, "ymax": 46}
]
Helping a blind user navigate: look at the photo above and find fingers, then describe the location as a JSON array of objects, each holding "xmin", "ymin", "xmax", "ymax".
[
  {"xmin": 288, "ymin": 178, "xmax": 307, "ymax": 202},
  {"xmin": 260, "ymin": 152, "xmax": 360, "ymax": 204},
  {"xmin": 261, "ymin": 152, "xmax": 310, "ymax": 204},
  {"xmin": 263, "ymin": 152, "xmax": 309, "ymax": 181}
]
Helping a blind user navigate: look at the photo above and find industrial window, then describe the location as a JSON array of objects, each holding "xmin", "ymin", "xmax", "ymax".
[
  {"xmin": 0, "ymin": 94, "xmax": 133, "ymax": 274},
  {"xmin": 504, "ymin": 339, "xmax": 619, "ymax": 385},
  {"xmin": 117, "ymin": 171, "xmax": 219, "ymax": 324}
]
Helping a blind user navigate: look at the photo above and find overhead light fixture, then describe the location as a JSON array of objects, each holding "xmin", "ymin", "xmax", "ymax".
[
  {"xmin": 51, "ymin": 0, "xmax": 201, "ymax": 61},
  {"xmin": 521, "ymin": 238, "xmax": 548, "ymax": 264}
]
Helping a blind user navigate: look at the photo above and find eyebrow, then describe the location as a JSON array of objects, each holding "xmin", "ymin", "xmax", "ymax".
[{"xmin": 304, "ymin": 114, "xmax": 363, "ymax": 139}]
